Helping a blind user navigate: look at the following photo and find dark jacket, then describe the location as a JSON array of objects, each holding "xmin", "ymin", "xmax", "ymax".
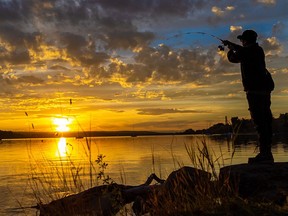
[{"xmin": 227, "ymin": 43, "xmax": 269, "ymax": 92}]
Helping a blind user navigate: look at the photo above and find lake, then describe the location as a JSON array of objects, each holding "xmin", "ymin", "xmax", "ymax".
[{"xmin": 0, "ymin": 134, "xmax": 287, "ymax": 215}]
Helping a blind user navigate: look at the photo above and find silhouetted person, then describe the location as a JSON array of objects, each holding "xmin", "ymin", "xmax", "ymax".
[{"xmin": 223, "ymin": 30, "xmax": 274, "ymax": 164}]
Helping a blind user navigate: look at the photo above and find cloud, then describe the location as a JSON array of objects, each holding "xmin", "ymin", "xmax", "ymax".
[
  {"xmin": 17, "ymin": 75, "xmax": 44, "ymax": 85},
  {"xmin": 129, "ymin": 45, "xmax": 221, "ymax": 85},
  {"xmin": 0, "ymin": 0, "xmax": 283, "ymax": 92},
  {"xmin": 0, "ymin": 0, "xmax": 287, "ymax": 132},
  {"xmin": 137, "ymin": 108, "xmax": 210, "ymax": 115},
  {"xmin": 211, "ymin": 5, "xmax": 235, "ymax": 17},
  {"xmin": 256, "ymin": 0, "xmax": 276, "ymax": 5},
  {"xmin": 0, "ymin": 1, "xmax": 23, "ymax": 22},
  {"xmin": 0, "ymin": 50, "xmax": 30, "ymax": 65},
  {"xmin": 0, "ymin": 76, "xmax": 14, "ymax": 96},
  {"xmin": 0, "ymin": 25, "xmax": 38, "ymax": 64},
  {"xmin": 272, "ymin": 21, "xmax": 285, "ymax": 36},
  {"xmin": 261, "ymin": 37, "xmax": 282, "ymax": 55},
  {"xmin": 98, "ymin": 28, "xmax": 155, "ymax": 50},
  {"xmin": 226, "ymin": 6, "xmax": 235, "ymax": 11},
  {"xmin": 211, "ymin": 6, "xmax": 225, "ymax": 16},
  {"xmin": 96, "ymin": 0, "xmax": 208, "ymax": 18},
  {"xmin": 230, "ymin": 26, "xmax": 242, "ymax": 32},
  {"xmin": 65, "ymin": 43, "xmax": 223, "ymax": 88},
  {"xmin": 49, "ymin": 65, "xmax": 69, "ymax": 71}
]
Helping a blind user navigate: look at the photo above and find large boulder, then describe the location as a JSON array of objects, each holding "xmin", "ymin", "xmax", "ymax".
[{"xmin": 219, "ymin": 162, "xmax": 288, "ymax": 205}]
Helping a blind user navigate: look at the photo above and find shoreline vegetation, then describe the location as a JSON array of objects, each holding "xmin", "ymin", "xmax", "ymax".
[
  {"xmin": 1, "ymin": 113, "xmax": 288, "ymax": 139},
  {"xmin": 30, "ymin": 137, "xmax": 288, "ymax": 216}
]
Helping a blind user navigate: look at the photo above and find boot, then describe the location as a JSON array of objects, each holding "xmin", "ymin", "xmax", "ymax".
[{"xmin": 248, "ymin": 125, "xmax": 273, "ymax": 164}]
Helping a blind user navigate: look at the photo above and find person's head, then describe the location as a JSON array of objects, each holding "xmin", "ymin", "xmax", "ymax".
[{"xmin": 237, "ymin": 30, "xmax": 258, "ymax": 46}]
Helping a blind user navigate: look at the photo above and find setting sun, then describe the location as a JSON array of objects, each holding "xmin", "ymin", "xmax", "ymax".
[{"xmin": 52, "ymin": 117, "xmax": 73, "ymax": 132}]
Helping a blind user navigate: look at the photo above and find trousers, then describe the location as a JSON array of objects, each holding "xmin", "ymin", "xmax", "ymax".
[{"xmin": 246, "ymin": 91, "xmax": 273, "ymax": 154}]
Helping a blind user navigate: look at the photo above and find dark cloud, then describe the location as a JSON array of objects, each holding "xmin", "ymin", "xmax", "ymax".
[
  {"xmin": 96, "ymin": 0, "xmax": 207, "ymax": 18},
  {"xmin": 128, "ymin": 45, "xmax": 220, "ymax": 84},
  {"xmin": 0, "ymin": 25, "xmax": 43, "ymax": 65},
  {"xmin": 46, "ymin": 32, "xmax": 110, "ymax": 66},
  {"xmin": 0, "ymin": 25, "xmax": 37, "ymax": 47},
  {"xmin": 0, "ymin": 0, "xmax": 287, "ymax": 106},
  {"xmin": 0, "ymin": 0, "xmax": 25, "ymax": 22},
  {"xmin": 0, "ymin": 76, "xmax": 14, "ymax": 96},
  {"xmin": 98, "ymin": 29, "xmax": 155, "ymax": 50},
  {"xmin": 0, "ymin": 50, "xmax": 31, "ymax": 65},
  {"xmin": 17, "ymin": 75, "xmax": 44, "ymax": 84},
  {"xmin": 57, "ymin": 32, "xmax": 86, "ymax": 53}
]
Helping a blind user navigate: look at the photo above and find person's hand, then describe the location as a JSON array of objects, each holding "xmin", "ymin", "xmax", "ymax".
[
  {"xmin": 222, "ymin": 40, "xmax": 230, "ymax": 46},
  {"xmin": 222, "ymin": 40, "xmax": 235, "ymax": 50},
  {"xmin": 228, "ymin": 43, "xmax": 235, "ymax": 50}
]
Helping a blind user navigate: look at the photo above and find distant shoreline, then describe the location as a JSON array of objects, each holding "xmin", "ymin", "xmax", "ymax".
[
  {"xmin": 0, "ymin": 130, "xmax": 179, "ymax": 139},
  {"xmin": 0, "ymin": 130, "xmax": 235, "ymax": 139},
  {"xmin": 1, "ymin": 113, "xmax": 288, "ymax": 139}
]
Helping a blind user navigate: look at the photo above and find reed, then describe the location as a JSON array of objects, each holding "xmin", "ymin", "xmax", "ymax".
[
  {"xmin": 139, "ymin": 137, "xmax": 224, "ymax": 215},
  {"xmin": 26, "ymin": 131, "xmax": 287, "ymax": 215},
  {"xmin": 27, "ymin": 136, "xmax": 115, "ymax": 215},
  {"xmin": 132, "ymin": 136, "xmax": 288, "ymax": 216}
]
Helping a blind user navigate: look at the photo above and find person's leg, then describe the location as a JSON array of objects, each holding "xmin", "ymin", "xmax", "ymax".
[
  {"xmin": 257, "ymin": 110, "xmax": 273, "ymax": 155},
  {"xmin": 246, "ymin": 92, "xmax": 273, "ymax": 163}
]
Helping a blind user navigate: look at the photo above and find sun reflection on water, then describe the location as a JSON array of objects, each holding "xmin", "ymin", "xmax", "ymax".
[{"xmin": 56, "ymin": 137, "xmax": 71, "ymax": 158}]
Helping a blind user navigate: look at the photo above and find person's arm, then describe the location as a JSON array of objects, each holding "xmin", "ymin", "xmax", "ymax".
[
  {"xmin": 227, "ymin": 49, "xmax": 241, "ymax": 63},
  {"xmin": 222, "ymin": 40, "xmax": 242, "ymax": 51},
  {"xmin": 222, "ymin": 40, "xmax": 242, "ymax": 63}
]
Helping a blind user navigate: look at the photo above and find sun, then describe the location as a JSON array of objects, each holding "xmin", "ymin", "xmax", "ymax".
[{"xmin": 52, "ymin": 117, "xmax": 72, "ymax": 132}]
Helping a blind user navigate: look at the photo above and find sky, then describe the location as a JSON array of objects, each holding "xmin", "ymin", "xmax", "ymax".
[{"xmin": 0, "ymin": 0, "xmax": 288, "ymax": 133}]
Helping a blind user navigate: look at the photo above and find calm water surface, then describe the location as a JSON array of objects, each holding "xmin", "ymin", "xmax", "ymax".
[{"xmin": 0, "ymin": 135, "xmax": 287, "ymax": 215}]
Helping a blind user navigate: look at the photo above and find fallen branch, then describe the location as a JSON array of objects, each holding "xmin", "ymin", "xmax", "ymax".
[{"xmin": 36, "ymin": 166, "xmax": 211, "ymax": 216}]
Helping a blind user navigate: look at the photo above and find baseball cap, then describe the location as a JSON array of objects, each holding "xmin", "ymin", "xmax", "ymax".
[{"xmin": 237, "ymin": 30, "xmax": 258, "ymax": 42}]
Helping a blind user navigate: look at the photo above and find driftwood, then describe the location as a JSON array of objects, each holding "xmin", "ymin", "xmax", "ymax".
[
  {"xmin": 37, "ymin": 174, "xmax": 164, "ymax": 215},
  {"xmin": 132, "ymin": 166, "xmax": 212, "ymax": 215},
  {"xmin": 37, "ymin": 166, "xmax": 211, "ymax": 216}
]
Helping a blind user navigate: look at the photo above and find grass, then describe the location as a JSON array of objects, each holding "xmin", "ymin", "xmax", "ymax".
[
  {"xmin": 28, "ymin": 140, "xmax": 114, "ymax": 200},
  {"xmin": 21, "ymin": 115, "xmax": 287, "ymax": 216},
  {"xmin": 135, "ymin": 137, "xmax": 288, "ymax": 216}
]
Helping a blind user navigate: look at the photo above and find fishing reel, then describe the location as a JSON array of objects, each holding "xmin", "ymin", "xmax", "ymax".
[
  {"xmin": 218, "ymin": 40, "xmax": 229, "ymax": 51},
  {"xmin": 218, "ymin": 45, "xmax": 225, "ymax": 51},
  {"xmin": 218, "ymin": 40, "xmax": 233, "ymax": 51}
]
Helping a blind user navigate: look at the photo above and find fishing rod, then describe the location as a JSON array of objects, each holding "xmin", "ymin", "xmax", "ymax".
[
  {"xmin": 184, "ymin": 32, "xmax": 223, "ymax": 42},
  {"xmin": 166, "ymin": 31, "xmax": 227, "ymax": 51}
]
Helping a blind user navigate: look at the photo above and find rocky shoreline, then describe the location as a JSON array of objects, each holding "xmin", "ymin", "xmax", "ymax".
[
  {"xmin": 37, "ymin": 163, "xmax": 288, "ymax": 215},
  {"xmin": 220, "ymin": 162, "xmax": 288, "ymax": 206}
]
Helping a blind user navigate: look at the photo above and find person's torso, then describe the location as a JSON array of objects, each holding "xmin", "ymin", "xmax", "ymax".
[{"xmin": 238, "ymin": 44, "xmax": 267, "ymax": 91}]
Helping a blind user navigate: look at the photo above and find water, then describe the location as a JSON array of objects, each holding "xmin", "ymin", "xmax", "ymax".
[{"xmin": 0, "ymin": 134, "xmax": 287, "ymax": 215}]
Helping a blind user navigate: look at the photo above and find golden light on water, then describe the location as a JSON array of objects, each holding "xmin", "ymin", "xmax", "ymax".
[
  {"xmin": 56, "ymin": 137, "xmax": 70, "ymax": 157},
  {"xmin": 52, "ymin": 117, "xmax": 73, "ymax": 132}
]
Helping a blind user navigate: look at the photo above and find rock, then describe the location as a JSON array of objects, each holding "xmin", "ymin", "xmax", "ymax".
[
  {"xmin": 132, "ymin": 166, "xmax": 212, "ymax": 215},
  {"xmin": 219, "ymin": 162, "xmax": 288, "ymax": 205}
]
